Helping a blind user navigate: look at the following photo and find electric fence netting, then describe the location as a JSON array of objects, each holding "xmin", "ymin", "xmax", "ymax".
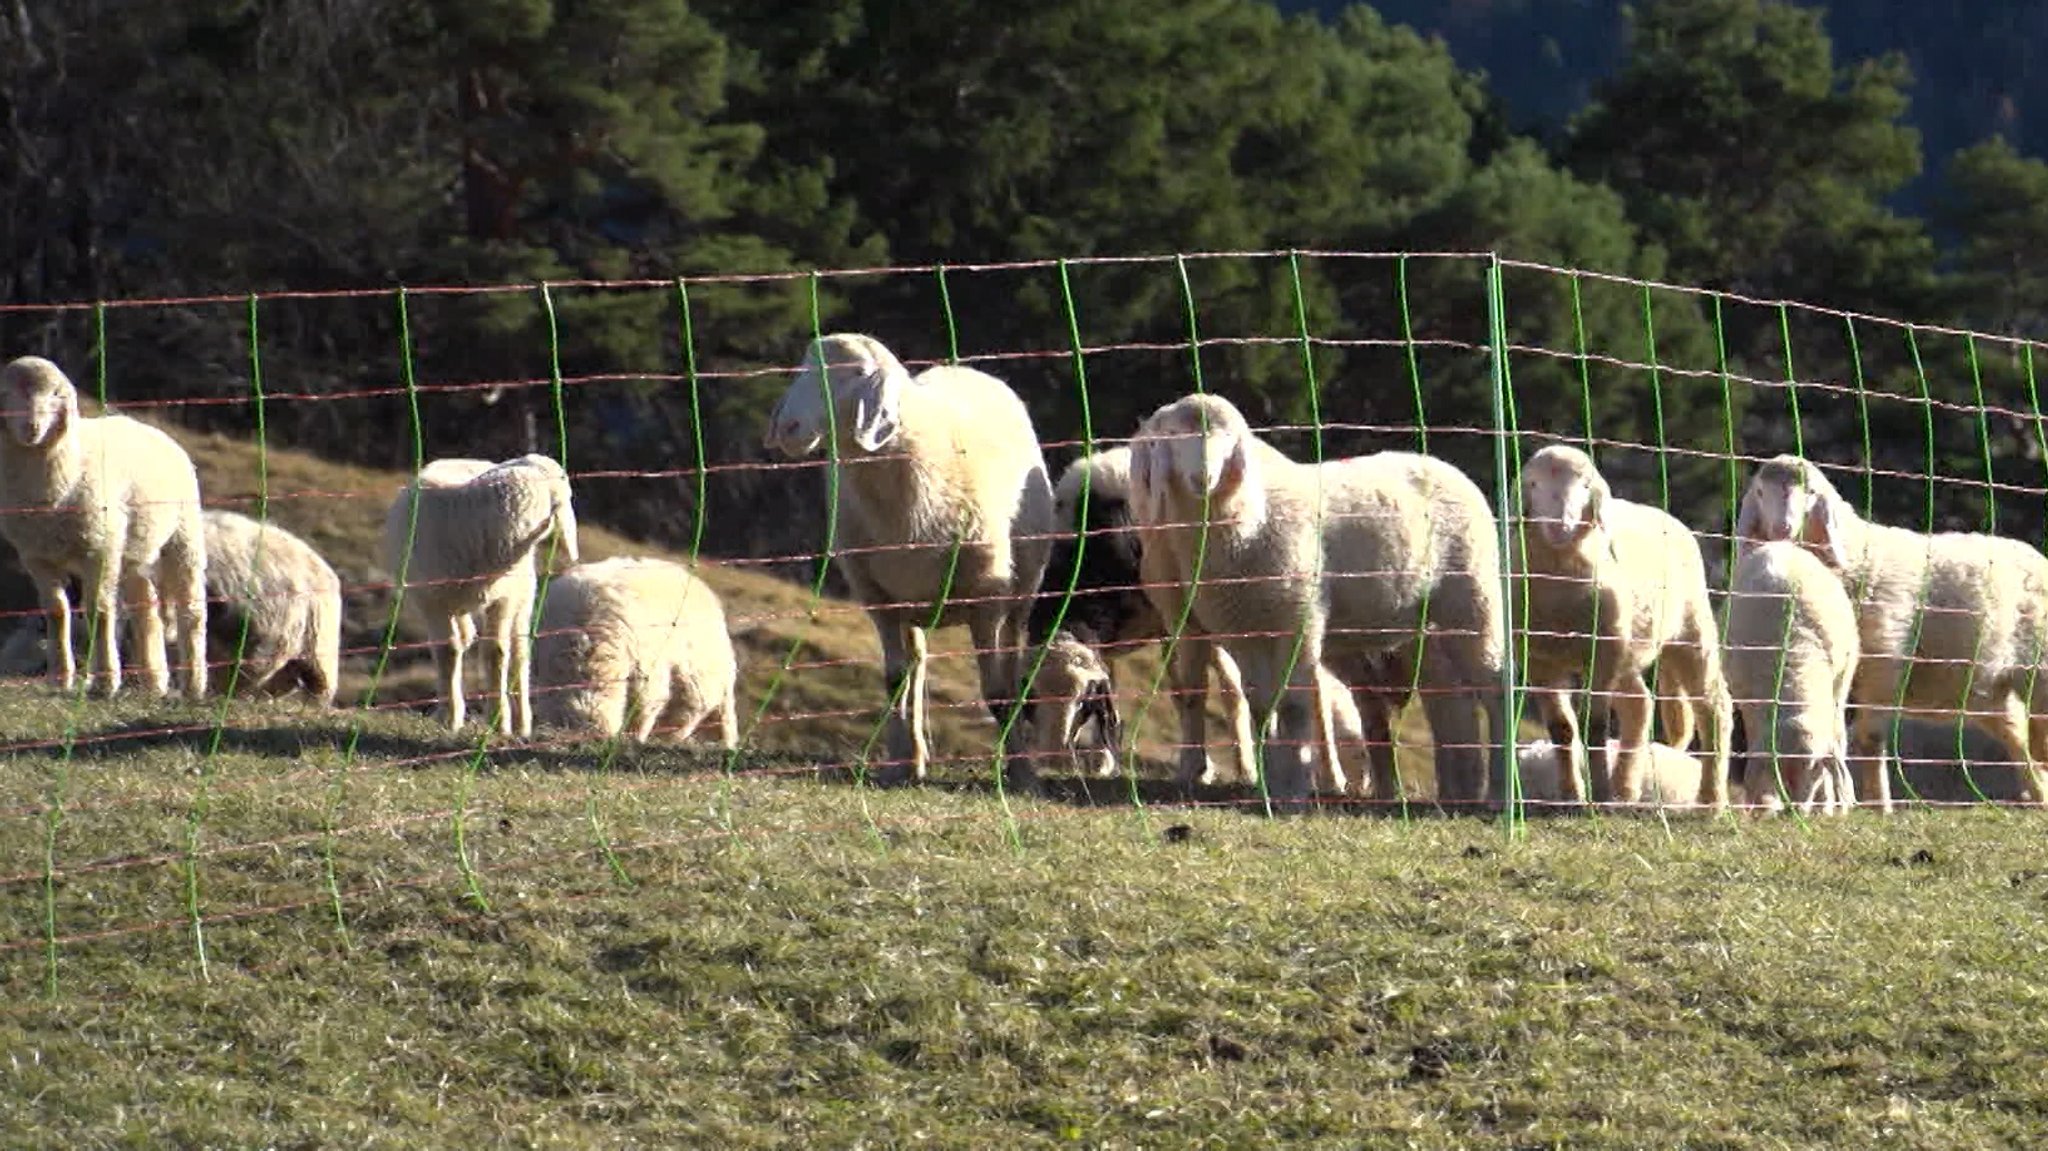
[{"xmin": 1, "ymin": 249, "xmax": 2043, "ymax": 994}]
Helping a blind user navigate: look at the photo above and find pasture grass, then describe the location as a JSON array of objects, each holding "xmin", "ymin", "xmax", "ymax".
[{"xmin": 3, "ymin": 693, "xmax": 2048, "ymax": 1147}]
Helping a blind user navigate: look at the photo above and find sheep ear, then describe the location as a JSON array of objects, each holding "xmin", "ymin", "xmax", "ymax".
[
  {"xmin": 849, "ymin": 370, "xmax": 901, "ymax": 452},
  {"xmin": 1805, "ymin": 493, "xmax": 1850, "ymax": 569},
  {"xmin": 1732, "ymin": 491, "xmax": 1762, "ymax": 563},
  {"xmin": 1209, "ymin": 437, "xmax": 1251, "ymax": 509},
  {"xmin": 1068, "ymin": 677, "xmax": 1121, "ymax": 748}
]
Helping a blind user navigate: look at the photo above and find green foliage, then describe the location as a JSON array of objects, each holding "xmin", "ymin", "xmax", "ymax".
[{"xmin": 1567, "ymin": 0, "xmax": 1933, "ymax": 314}]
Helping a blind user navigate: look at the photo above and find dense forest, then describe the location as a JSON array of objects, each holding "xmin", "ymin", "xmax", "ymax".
[{"xmin": 5, "ymin": 0, "xmax": 2048, "ymax": 576}]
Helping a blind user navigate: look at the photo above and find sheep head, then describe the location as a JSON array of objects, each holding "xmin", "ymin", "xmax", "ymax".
[
  {"xmin": 1129, "ymin": 394, "xmax": 1264, "ymax": 532},
  {"xmin": 1519, "ymin": 445, "xmax": 1610, "ymax": 553},
  {"xmin": 515, "ymin": 454, "xmax": 581, "ymax": 568},
  {"xmin": 764, "ymin": 333, "xmax": 910, "ymax": 458},
  {"xmin": 1736, "ymin": 455, "xmax": 1849, "ymax": 568},
  {"xmin": 1053, "ymin": 446, "xmax": 1135, "ymax": 529},
  {"xmin": 1023, "ymin": 630, "xmax": 1122, "ymax": 778},
  {"xmin": 1, "ymin": 356, "xmax": 79, "ymax": 449}
]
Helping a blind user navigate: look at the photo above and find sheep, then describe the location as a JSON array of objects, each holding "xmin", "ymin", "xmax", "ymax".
[
  {"xmin": 0, "ymin": 355, "xmax": 207, "ymax": 698},
  {"xmin": 763, "ymin": 333, "xmax": 1055, "ymax": 790},
  {"xmin": 1736, "ymin": 454, "xmax": 2048, "ymax": 811},
  {"xmin": 1125, "ymin": 393, "xmax": 1510, "ymax": 809},
  {"xmin": 173, "ymin": 509, "xmax": 344, "ymax": 706},
  {"xmin": 1024, "ymin": 444, "xmax": 1258, "ymax": 788},
  {"xmin": 381, "ymin": 454, "xmax": 579, "ymax": 738},
  {"xmin": 530, "ymin": 555, "xmax": 739, "ymax": 746},
  {"xmin": 1514, "ymin": 444, "xmax": 1733, "ymax": 811},
  {"xmin": 1015, "ymin": 629, "xmax": 1123, "ymax": 779},
  {"xmin": 1722, "ymin": 539, "xmax": 1858, "ymax": 815},
  {"xmin": 1516, "ymin": 738, "xmax": 1732, "ymax": 810}
]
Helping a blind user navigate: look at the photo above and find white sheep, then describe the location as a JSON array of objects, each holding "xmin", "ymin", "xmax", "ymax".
[
  {"xmin": 1736, "ymin": 454, "xmax": 2048, "ymax": 810},
  {"xmin": 1516, "ymin": 738, "xmax": 1735, "ymax": 810},
  {"xmin": 1126, "ymin": 393, "xmax": 1510, "ymax": 809},
  {"xmin": 381, "ymin": 454, "xmax": 579, "ymax": 738},
  {"xmin": 194, "ymin": 508, "xmax": 343, "ymax": 706},
  {"xmin": 763, "ymin": 333, "xmax": 1054, "ymax": 789},
  {"xmin": 0, "ymin": 355, "xmax": 207, "ymax": 698},
  {"xmin": 1514, "ymin": 444, "xmax": 1733, "ymax": 810},
  {"xmin": 531, "ymin": 555, "xmax": 739, "ymax": 746},
  {"xmin": 1722, "ymin": 539, "xmax": 1858, "ymax": 815}
]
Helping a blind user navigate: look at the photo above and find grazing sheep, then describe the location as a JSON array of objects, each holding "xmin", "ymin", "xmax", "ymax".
[
  {"xmin": 1723, "ymin": 539, "xmax": 1858, "ymax": 815},
  {"xmin": 763, "ymin": 333, "xmax": 1054, "ymax": 789},
  {"xmin": 1884, "ymin": 718, "xmax": 2036, "ymax": 804},
  {"xmin": 1025, "ymin": 445, "xmax": 1256, "ymax": 788},
  {"xmin": 1514, "ymin": 444, "xmax": 1733, "ymax": 810},
  {"xmin": 0, "ymin": 355, "xmax": 207, "ymax": 698},
  {"xmin": 531, "ymin": 556, "xmax": 738, "ymax": 746},
  {"xmin": 1016, "ymin": 629, "xmax": 1123, "ymax": 779},
  {"xmin": 1517, "ymin": 738, "xmax": 1731, "ymax": 809},
  {"xmin": 382, "ymin": 454, "xmax": 579, "ymax": 738},
  {"xmin": 194, "ymin": 509, "xmax": 343, "ymax": 706},
  {"xmin": 1737, "ymin": 454, "xmax": 2048, "ymax": 811},
  {"xmin": 1126, "ymin": 393, "xmax": 1510, "ymax": 809}
]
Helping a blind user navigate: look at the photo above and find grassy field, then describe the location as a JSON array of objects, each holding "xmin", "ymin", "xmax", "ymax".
[
  {"xmin": 4, "ymin": 694, "xmax": 2048, "ymax": 1147},
  {"xmin": 5, "ymin": 433, "xmax": 2048, "ymax": 1145}
]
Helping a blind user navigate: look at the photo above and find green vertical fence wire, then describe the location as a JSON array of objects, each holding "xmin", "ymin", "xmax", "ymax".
[
  {"xmin": 1256, "ymin": 251, "xmax": 1327, "ymax": 814},
  {"xmin": 181, "ymin": 294, "xmax": 273, "ymax": 978},
  {"xmin": 1561, "ymin": 274, "xmax": 1605, "ymax": 814},
  {"xmin": 1484, "ymin": 256, "xmax": 1525, "ymax": 835},
  {"xmin": 1382, "ymin": 257, "xmax": 1426, "ymax": 818},
  {"xmin": 325, "ymin": 286, "xmax": 431, "ymax": 945},
  {"xmin": 1636, "ymin": 286, "xmax": 1680, "ymax": 835},
  {"xmin": 532, "ymin": 284, "xmax": 633, "ymax": 888},
  {"xmin": 728, "ymin": 274, "xmax": 890, "ymax": 849}
]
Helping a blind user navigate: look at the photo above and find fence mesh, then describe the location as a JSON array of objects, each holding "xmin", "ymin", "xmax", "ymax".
[{"xmin": 2, "ymin": 249, "xmax": 2045, "ymax": 992}]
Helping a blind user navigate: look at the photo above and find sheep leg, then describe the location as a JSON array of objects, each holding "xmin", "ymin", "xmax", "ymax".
[
  {"xmin": 1311, "ymin": 669, "xmax": 1350, "ymax": 797},
  {"xmin": 1603, "ymin": 668, "xmax": 1656, "ymax": 806},
  {"xmin": 1359, "ymin": 690, "xmax": 1404, "ymax": 803},
  {"xmin": 1246, "ymin": 652, "xmax": 1318, "ymax": 811},
  {"xmin": 1211, "ymin": 645, "xmax": 1259, "ymax": 786},
  {"xmin": 970, "ymin": 609, "xmax": 1036, "ymax": 795},
  {"xmin": 1846, "ymin": 707, "xmax": 1896, "ymax": 814},
  {"xmin": 715, "ymin": 688, "xmax": 740, "ymax": 751},
  {"xmin": 476, "ymin": 599, "xmax": 515, "ymax": 737},
  {"xmin": 1166, "ymin": 635, "xmax": 1217, "ymax": 791},
  {"xmin": 1696, "ymin": 675, "xmax": 1735, "ymax": 812},
  {"xmin": 1974, "ymin": 698, "xmax": 2048, "ymax": 810},
  {"xmin": 869, "ymin": 615, "xmax": 924, "ymax": 786},
  {"xmin": 159, "ymin": 522, "xmax": 208, "ymax": 700},
  {"xmin": 508, "ymin": 596, "xmax": 536, "ymax": 739},
  {"xmin": 81, "ymin": 563, "xmax": 122, "ymax": 698},
  {"xmin": 1532, "ymin": 686, "xmax": 1585, "ymax": 807},
  {"xmin": 26, "ymin": 563, "xmax": 75, "ymax": 691},
  {"xmin": 435, "ymin": 615, "xmax": 471, "ymax": 732}
]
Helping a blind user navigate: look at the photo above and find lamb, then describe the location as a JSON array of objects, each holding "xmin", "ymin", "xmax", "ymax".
[
  {"xmin": 1516, "ymin": 738, "xmax": 1733, "ymax": 809},
  {"xmin": 1024, "ymin": 444, "xmax": 1257, "ymax": 788},
  {"xmin": 192, "ymin": 508, "xmax": 343, "ymax": 706},
  {"xmin": 1736, "ymin": 453, "xmax": 2048, "ymax": 810},
  {"xmin": 530, "ymin": 556, "xmax": 739, "ymax": 746},
  {"xmin": 1125, "ymin": 393, "xmax": 1510, "ymax": 809},
  {"xmin": 763, "ymin": 333, "xmax": 1055, "ymax": 789},
  {"xmin": 381, "ymin": 454, "xmax": 579, "ymax": 738},
  {"xmin": 0, "ymin": 355, "xmax": 207, "ymax": 698},
  {"xmin": 1029, "ymin": 445, "xmax": 1421, "ymax": 801},
  {"xmin": 1722, "ymin": 539, "xmax": 1858, "ymax": 815},
  {"xmin": 1514, "ymin": 444, "xmax": 1733, "ymax": 810}
]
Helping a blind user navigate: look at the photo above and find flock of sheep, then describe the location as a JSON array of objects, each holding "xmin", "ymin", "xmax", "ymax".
[{"xmin": 5, "ymin": 334, "xmax": 2048, "ymax": 816}]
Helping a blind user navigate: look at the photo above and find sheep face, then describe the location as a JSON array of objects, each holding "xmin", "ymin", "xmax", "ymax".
[
  {"xmin": 1519, "ymin": 445, "xmax": 1608, "ymax": 551},
  {"xmin": 1, "ymin": 356, "xmax": 76, "ymax": 449},
  {"xmin": 764, "ymin": 333, "xmax": 908, "ymax": 458},
  {"xmin": 1736, "ymin": 457, "xmax": 1849, "ymax": 568},
  {"xmin": 1130, "ymin": 395, "xmax": 1259, "ymax": 529}
]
